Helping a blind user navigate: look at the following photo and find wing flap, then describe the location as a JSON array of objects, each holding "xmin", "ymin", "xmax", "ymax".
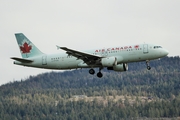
[{"xmin": 11, "ymin": 57, "xmax": 33, "ymax": 63}]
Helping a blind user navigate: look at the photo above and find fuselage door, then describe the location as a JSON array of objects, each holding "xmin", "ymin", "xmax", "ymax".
[
  {"xmin": 143, "ymin": 44, "xmax": 148, "ymax": 54},
  {"xmin": 42, "ymin": 56, "xmax": 47, "ymax": 65}
]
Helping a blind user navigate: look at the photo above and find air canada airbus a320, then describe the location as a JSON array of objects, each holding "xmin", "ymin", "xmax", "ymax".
[{"xmin": 11, "ymin": 33, "xmax": 169, "ymax": 78}]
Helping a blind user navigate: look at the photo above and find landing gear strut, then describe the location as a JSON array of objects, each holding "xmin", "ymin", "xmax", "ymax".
[
  {"xmin": 146, "ymin": 61, "xmax": 151, "ymax": 70},
  {"xmin": 97, "ymin": 67, "xmax": 103, "ymax": 78}
]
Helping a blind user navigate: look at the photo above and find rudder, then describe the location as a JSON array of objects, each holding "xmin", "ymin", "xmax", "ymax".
[{"xmin": 15, "ymin": 33, "xmax": 44, "ymax": 58}]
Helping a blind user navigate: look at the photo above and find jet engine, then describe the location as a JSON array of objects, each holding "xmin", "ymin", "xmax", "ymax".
[
  {"xmin": 107, "ymin": 63, "xmax": 128, "ymax": 72},
  {"xmin": 101, "ymin": 57, "xmax": 117, "ymax": 67}
]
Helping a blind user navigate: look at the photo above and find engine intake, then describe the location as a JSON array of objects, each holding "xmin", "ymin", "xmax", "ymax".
[{"xmin": 107, "ymin": 63, "xmax": 128, "ymax": 72}]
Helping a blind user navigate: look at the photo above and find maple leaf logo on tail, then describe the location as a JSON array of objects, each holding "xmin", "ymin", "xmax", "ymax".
[
  {"xmin": 15, "ymin": 33, "xmax": 43, "ymax": 58},
  {"xmin": 20, "ymin": 42, "xmax": 32, "ymax": 53}
]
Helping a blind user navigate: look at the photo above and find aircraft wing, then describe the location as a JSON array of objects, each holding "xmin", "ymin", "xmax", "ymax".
[{"xmin": 57, "ymin": 46, "xmax": 102, "ymax": 65}]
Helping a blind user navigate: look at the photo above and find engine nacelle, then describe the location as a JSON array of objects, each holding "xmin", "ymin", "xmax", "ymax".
[
  {"xmin": 101, "ymin": 57, "xmax": 117, "ymax": 67},
  {"xmin": 107, "ymin": 63, "xmax": 128, "ymax": 72}
]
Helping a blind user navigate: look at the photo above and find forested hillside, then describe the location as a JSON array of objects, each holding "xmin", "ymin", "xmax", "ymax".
[{"xmin": 0, "ymin": 56, "xmax": 180, "ymax": 120}]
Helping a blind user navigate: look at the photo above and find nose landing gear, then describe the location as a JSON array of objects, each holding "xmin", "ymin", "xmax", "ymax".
[{"xmin": 146, "ymin": 61, "xmax": 151, "ymax": 70}]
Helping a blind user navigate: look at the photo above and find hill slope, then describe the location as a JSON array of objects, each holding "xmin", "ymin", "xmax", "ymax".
[{"xmin": 0, "ymin": 56, "xmax": 180, "ymax": 119}]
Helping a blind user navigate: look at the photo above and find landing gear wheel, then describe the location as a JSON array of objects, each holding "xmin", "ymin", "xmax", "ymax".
[
  {"xmin": 97, "ymin": 72, "xmax": 103, "ymax": 78},
  {"xmin": 147, "ymin": 66, "xmax": 151, "ymax": 70},
  {"xmin": 89, "ymin": 69, "xmax": 95, "ymax": 75}
]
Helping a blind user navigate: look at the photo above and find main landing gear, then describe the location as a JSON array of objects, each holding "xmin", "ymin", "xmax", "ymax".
[
  {"xmin": 89, "ymin": 68, "xmax": 95, "ymax": 74},
  {"xmin": 89, "ymin": 68, "xmax": 103, "ymax": 78},
  {"xmin": 146, "ymin": 60, "xmax": 151, "ymax": 70}
]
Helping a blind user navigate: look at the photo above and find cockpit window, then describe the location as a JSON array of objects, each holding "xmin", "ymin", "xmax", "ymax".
[{"xmin": 154, "ymin": 46, "xmax": 162, "ymax": 49}]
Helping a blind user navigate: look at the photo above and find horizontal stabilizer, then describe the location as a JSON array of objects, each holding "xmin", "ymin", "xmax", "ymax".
[{"xmin": 11, "ymin": 57, "xmax": 33, "ymax": 63}]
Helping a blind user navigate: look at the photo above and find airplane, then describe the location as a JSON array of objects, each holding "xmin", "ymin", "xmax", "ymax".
[{"xmin": 11, "ymin": 33, "xmax": 169, "ymax": 78}]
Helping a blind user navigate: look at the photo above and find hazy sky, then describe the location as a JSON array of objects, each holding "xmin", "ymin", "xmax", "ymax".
[{"xmin": 0, "ymin": 0, "xmax": 180, "ymax": 85}]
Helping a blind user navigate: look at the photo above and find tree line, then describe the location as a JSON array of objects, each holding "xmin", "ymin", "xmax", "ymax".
[{"xmin": 0, "ymin": 56, "xmax": 180, "ymax": 119}]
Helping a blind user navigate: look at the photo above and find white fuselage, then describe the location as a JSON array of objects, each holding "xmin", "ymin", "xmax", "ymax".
[{"xmin": 14, "ymin": 44, "xmax": 169, "ymax": 70}]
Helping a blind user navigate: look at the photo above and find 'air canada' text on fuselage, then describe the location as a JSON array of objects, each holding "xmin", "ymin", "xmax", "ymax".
[{"xmin": 95, "ymin": 45, "xmax": 140, "ymax": 52}]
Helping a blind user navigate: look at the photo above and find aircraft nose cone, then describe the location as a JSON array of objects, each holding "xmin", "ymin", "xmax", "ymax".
[{"xmin": 163, "ymin": 49, "xmax": 169, "ymax": 56}]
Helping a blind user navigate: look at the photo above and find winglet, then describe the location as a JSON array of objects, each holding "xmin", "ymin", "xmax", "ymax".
[{"xmin": 56, "ymin": 45, "xmax": 61, "ymax": 50}]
